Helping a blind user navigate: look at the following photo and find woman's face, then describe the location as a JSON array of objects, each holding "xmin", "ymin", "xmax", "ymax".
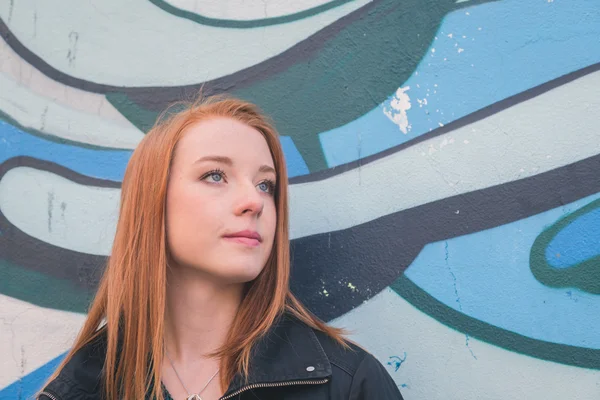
[{"xmin": 166, "ymin": 117, "xmax": 277, "ymax": 283}]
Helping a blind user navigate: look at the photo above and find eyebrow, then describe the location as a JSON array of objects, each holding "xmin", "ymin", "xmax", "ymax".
[{"xmin": 193, "ymin": 155, "xmax": 276, "ymax": 175}]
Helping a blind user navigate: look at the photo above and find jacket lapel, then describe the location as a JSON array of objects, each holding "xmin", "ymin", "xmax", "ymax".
[{"xmin": 221, "ymin": 315, "xmax": 332, "ymax": 398}]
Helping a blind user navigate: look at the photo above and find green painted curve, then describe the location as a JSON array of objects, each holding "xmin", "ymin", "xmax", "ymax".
[
  {"xmin": 105, "ymin": 93, "xmax": 160, "ymax": 134},
  {"xmin": 109, "ymin": 0, "xmax": 498, "ymax": 172},
  {"xmin": 148, "ymin": 0, "xmax": 359, "ymax": 28},
  {"xmin": 530, "ymin": 198, "xmax": 600, "ymax": 294},
  {"xmin": 0, "ymin": 258, "xmax": 91, "ymax": 314},
  {"xmin": 390, "ymin": 274, "xmax": 600, "ymax": 370}
]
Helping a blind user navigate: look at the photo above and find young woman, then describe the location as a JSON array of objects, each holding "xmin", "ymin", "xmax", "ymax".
[{"xmin": 37, "ymin": 96, "xmax": 404, "ymax": 400}]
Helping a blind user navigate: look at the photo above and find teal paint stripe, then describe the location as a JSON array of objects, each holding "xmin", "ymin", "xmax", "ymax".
[
  {"xmin": 390, "ymin": 274, "xmax": 600, "ymax": 370},
  {"xmin": 0, "ymin": 258, "xmax": 91, "ymax": 314},
  {"xmin": 147, "ymin": 0, "xmax": 359, "ymax": 28},
  {"xmin": 531, "ymin": 198, "xmax": 600, "ymax": 294}
]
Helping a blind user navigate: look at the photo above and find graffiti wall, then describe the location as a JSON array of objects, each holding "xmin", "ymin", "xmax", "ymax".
[{"xmin": 1, "ymin": 0, "xmax": 599, "ymax": 398}]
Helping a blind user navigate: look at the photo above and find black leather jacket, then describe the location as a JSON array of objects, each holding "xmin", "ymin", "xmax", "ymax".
[{"xmin": 38, "ymin": 314, "xmax": 404, "ymax": 399}]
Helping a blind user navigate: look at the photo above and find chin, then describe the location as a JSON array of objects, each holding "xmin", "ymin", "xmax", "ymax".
[
  {"xmin": 213, "ymin": 260, "xmax": 266, "ymax": 284},
  {"xmin": 229, "ymin": 268, "xmax": 265, "ymax": 284}
]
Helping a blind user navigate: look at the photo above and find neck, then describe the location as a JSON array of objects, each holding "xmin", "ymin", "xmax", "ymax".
[{"xmin": 164, "ymin": 265, "xmax": 244, "ymax": 365}]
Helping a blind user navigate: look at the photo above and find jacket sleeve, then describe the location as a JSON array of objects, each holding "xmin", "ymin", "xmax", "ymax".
[{"xmin": 348, "ymin": 352, "xmax": 404, "ymax": 400}]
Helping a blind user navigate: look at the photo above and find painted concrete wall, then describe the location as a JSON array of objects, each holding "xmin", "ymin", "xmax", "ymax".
[{"xmin": 1, "ymin": 0, "xmax": 599, "ymax": 398}]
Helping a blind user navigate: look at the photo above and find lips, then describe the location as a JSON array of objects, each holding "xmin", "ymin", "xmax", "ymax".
[{"xmin": 223, "ymin": 230, "xmax": 262, "ymax": 247}]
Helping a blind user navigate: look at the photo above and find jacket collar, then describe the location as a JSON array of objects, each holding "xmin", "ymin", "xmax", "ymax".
[
  {"xmin": 46, "ymin": 314, "xmax": 332, "ymax": 399},
  {"xmin": 221, "ymin": 314, "xmax": 332, "ymax": 397}
]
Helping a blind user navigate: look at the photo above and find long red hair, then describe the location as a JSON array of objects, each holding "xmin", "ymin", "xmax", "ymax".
[{"xmin": 40, "ymin": 95, "xmax": 345, "ymax": 400}]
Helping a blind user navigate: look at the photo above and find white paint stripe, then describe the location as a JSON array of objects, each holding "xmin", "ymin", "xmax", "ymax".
[
  {"xmin": 168, "ymin": 0, "xmax": 347, "ymax": 21},
  {"xmin": 0, "ymin": 72, "xmax": 144, "ymax": 149},
  {"xmin": 1, "ymin": 0, "xmax": 371, "ymax": 86},
  {"xmin": 2, "ymin": 72, "xmax": 600, "ymax": 255},
  {"xmin": 0, "ymin": 38, "xmax": 135, "ymax": 128},
  {"xmin": 331, "ymin": 288, "xmax": 600, "ymax": 400},
  {"xmin": 288, "ymin": 70, "xmax": 600, "ymax": 239},
  {"xmin": 0, "ymin": 167, "xmax": 119, "ymax": 255},
  {"xmin": 0, "ymin": 294, "xmax": 85, "ymax": 389}
]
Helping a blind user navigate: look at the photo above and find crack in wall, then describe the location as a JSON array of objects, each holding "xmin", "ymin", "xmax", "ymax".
[
  {"xmin": 40, "ymin": 106, "xmax": 48, "ymax": 131},
  {"xmin": 8, "ymin": 0, "xmax": 14, "ymax": 23},
  {"xmin": 47, "ymin": 191, "xmax": 54, "ymax": 233},
  {"xmin": 67, "ymin": 31, "xmax": 79, "ymax": 67},
  {"xmin": 445, "ymin": 240, "xmax": 477, "ymax": 360},
  {"xmin": 33, "ymin": 10, "xmax": 37, "ymax": 38}
]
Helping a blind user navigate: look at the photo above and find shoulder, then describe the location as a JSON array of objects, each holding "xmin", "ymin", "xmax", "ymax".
[
  {"xmin": 39, "ymin": 330, "xmax": 107, "ymax": 399},
  {"xmin": 311, "ymin": 327, "xmax": 404, "ymax": 399},
  {"xmin": 311, "ymin": 328, "xmax": 368, "ymax": 376}
]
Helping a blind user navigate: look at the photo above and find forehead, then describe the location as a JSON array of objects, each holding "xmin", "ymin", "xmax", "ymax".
[{"xmin": 175, "ymin": 117, "xmax": 274, "ymax": 166}]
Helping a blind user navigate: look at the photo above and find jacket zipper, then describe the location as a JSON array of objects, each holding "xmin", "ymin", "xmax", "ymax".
[
  {"xmin": 219, "ymin": 377, "xmax": 329, "ymax": 399},
  {"xmin": 37, "ymin": 378, "xmax": 329, "ymax": 400},
  {"xmin": 37, "ymin": 391, "xmax": 60, "ymax": 400}
]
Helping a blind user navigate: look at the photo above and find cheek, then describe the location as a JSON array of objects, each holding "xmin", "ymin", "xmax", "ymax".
[
  {"xmin": 166, "ymin": 186, "xmax": 223, "ymax": 257},
  {"xmin": 262, "ymin": 205, "xmax": 277, "ymax": 250}
]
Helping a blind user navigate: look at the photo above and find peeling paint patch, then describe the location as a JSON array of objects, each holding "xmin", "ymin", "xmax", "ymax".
[
  {"xmin": 383, "ymin": 87, "xmax": 412, "ymax": 134},
  {"xmin": 439, "ymin": 137, "xmax": 455, "ymax": 150}
]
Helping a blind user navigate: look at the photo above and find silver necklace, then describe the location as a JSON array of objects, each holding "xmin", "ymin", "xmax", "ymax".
[{"xmin": 165, "ymin": 350, "xmax": 220, "ymax": 400}]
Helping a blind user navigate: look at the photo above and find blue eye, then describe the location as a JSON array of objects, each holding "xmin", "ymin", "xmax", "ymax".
[
  {"xmin": 202, "ymin": 169, "xmax": 226, "ymax": 183},
  {"xmin": 208, "ymin": 173, "xmax": 223, "ymax": 182},
  {"xmin": 258, "ymin": 180, "xmax": 276, "ymax": 194}
]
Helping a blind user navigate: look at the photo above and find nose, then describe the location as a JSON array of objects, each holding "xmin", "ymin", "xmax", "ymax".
[{"xmin": 233, "ymin": 182, "xmax": 264, "ymax": 217}]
